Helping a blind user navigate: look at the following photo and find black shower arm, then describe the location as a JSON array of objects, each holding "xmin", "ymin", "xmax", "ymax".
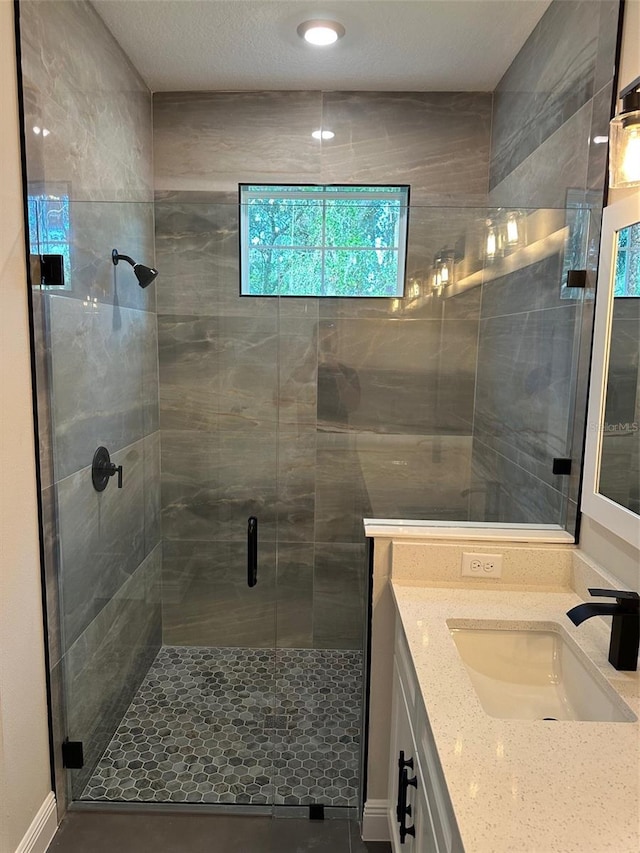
[{"xmin": 112, "ymin": 250, "xmax": 136, "ymax": 267}]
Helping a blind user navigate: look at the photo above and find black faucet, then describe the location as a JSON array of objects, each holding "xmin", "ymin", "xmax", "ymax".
[{"xmin": 567, "ymin": 588, "xmax": 640, "ymax": 671}]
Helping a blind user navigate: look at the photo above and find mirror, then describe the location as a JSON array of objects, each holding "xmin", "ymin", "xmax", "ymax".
[
  {"xmin": 599, "ymin": 220, "xmax": 639, "ymax": 513},
  {"xmin": 582, "ymin": 194, "xmax": 640, "ymax": 546}
]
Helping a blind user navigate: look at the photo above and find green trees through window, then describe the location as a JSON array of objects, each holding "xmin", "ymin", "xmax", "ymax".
[
  {"xmin": 615, "ymin": 222, "xmax": 640, "ymax": 297},
  {"xmin": 28, "ymin": 191, "xmax": 71, "ymax": 287},
  {"xmin": 239, "ymin": 184, "xmax": 409, "ymax": 297}
]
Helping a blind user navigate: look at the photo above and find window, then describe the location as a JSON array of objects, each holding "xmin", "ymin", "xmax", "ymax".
[
  {"xmin": 28, "ymin": 188, "xmax": 71, "ymax": 288},
  {"xmin": 239, "ymin": 184, "xmax": 409, "ymax": 297},
  {"xmin": 614, "ymin": 221, "xmax": 640, "ymax": 297}
]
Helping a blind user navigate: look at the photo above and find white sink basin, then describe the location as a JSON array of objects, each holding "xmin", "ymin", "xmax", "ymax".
[{"xmin": 448, "ymin": 621, "xmax": 636, "ymax": 723}]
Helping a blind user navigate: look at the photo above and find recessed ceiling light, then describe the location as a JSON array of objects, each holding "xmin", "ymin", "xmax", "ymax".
[
  {"xmin": 312, "ymin": 129, "xmax": 335, "ymax": 140},
  {"xmin": 33, "ymin": 126, "xmax": 41, "ymax": 134},
  {"xmin": 297, "ymin": 20, "xmax": 345, "ymax": 46},
  {"xmin": 593, "ymin": 135, "xmax": 609, "ymax": 144}
]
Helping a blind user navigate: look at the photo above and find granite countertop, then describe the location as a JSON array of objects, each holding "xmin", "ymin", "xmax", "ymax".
[{"xmin": 391, "ymin": 581, "xmax": 640, "ymax": 853}]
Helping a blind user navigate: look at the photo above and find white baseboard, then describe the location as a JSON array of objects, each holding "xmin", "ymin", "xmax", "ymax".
[
  {"xmin": 14, "ymin": 792, "xmax": 57, "ymax": 853},
  {"xmin": 362, "ymin": 798, "xmax": 391, "ymax": 841}
]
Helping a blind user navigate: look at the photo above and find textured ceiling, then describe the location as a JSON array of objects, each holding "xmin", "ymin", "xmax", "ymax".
[{"xmin": 91, "ymin": 0, "xmax": 552, "ymax": 92}]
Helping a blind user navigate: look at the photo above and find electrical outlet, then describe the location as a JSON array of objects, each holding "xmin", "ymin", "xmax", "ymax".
[{"xmin": 461, "ymin": 552, "xmax": 503, "ymax": 578}]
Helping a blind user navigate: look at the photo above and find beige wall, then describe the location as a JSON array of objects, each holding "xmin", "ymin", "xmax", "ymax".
[
  {"xmin": 0, "ymin": 2, "xmax": 54, "ymax": 851},
  {"xmin": 581, "ymin": 0, "xmax": 640, "ymax": 589}
]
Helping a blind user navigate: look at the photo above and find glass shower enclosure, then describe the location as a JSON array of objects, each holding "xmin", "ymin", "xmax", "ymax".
[{"xmin": 29, "ymin": 195, "xmax": 591, "ymax": 811}]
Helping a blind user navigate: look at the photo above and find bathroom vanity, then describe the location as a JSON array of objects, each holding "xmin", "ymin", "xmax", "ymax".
[
  {"xmin": 387, "ymin": 609, "xmax": 463, "ymax": 852},
  {"xmin": 387, "ymin": 583, "xmax": 639, "ymax": 852},
  {"xmin": 364, "ymin": 527, "xmax": 640, "ymax": 853}
]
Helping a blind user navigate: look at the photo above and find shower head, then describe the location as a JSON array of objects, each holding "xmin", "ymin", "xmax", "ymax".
[
  {"xmin": 133, "ymin": 263, "xmax": 159, "ymax": 288},
  {"xmin": 112, "ymin": 249, "xmax": 158, "ymax": 288}
]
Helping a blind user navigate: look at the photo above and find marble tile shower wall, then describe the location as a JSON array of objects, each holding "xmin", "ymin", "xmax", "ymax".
[
  {"xmin": 153, "ymin": 91, "xmax": 492, "ymax": 650},
  {"xmin": 471, "ymin": 0, "xmax": 621, "ymax": 529},
  {"xmin": 19, "ymin": 0, "xmax": 160, "ymax": 807}
]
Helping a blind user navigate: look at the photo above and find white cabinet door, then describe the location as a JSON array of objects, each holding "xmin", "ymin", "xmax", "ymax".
[
  {"xmin": 388, "ymin": 662, "xmax": 414, "ymax": 852},
  {"xmin": 388, "ymin": 661, "xmax": 439, "ymax": 853},
  {"xmin": 413, "ymin": 779, "xmax": 439, "ymax": 853}
]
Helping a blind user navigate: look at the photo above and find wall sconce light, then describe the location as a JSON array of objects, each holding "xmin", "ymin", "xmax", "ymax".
[
  {"xmin": 409, "ymin": 279, "xmax": 421, "ymax": 299},
  {"xmin": 485, "ymin": 210, "xmax": 527, "ymax": 262},
  {"xmin": 503, "ymin": 209, "xmax": 526, "ymax": 254},
  {"xmin": 485, "ymin": 218, "xmax": 500, "ymax": 263},
  {"xmin": 433, "ymin": 248, "xmax": 457, "ymax": 290},
  {"xmin": 609, "ymin": 76, "xmax": 640, "ymax": 188}
]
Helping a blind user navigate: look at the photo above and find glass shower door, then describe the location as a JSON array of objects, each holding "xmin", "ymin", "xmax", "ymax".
[
  {"xmin": 61, "ymin": 198, "xmax": 280, "ymax": 807},
  {"xmin": 152, "ymin": 198, "xmax": 281, "ymax": 806},
  {"xmin": 273, "ymin": 295, "xmax": 368, "ymax": 811}
]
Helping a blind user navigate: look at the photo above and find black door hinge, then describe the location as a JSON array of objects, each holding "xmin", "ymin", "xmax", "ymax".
[
  {"xmin": 552, "ymin": 458, "xmax": 572, "ymax": 475},
  {"xmin": 39, "ymin": 253, "xmax": 65, "ymax": 287},
  {"xmin": 566, "ymin": 269, "xmax": 587, "ymax": 288},
  {"xmin": 62, "ymin": 739, "xmax": 84, "ymax": 769}
]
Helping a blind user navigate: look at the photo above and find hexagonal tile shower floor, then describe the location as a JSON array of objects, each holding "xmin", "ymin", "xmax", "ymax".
[{"xmin": 81, "ymin": 646, "xmax": 363, "ymax": 806}]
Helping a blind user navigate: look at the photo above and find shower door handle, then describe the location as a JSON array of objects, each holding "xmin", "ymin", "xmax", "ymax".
[{"xmin": 247, "ymin": 516, "xmax": 258, "ymax": 587}]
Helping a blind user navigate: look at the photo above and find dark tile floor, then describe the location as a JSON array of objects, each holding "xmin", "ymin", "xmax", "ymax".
[
  {"xmin": 48, "ymin": 812, "xmax": 391, "ymax": 853},
  {"xmin": 82, "ymin": 647, "xmax": 363, "ymax": 806}
]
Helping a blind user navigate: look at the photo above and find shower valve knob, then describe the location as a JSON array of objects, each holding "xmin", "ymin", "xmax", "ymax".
[
  {"xmin": 110, "ymin": 463, "xmax": 123, "ymax": 489},
  {"xmin": 92, "ymin": 446, "xmax": 123, "ymax": 491}
]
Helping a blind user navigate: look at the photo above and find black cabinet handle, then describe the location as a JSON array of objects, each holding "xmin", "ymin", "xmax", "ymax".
[
  {"xmin": 396, "ymin": 750, "xmax": 414, "ymax": 821},
  {"xmin": 399, "ymin": 767, "xmax": 417, "ymax": 844},
  {"xmin": 247, "ymin": 516, "xmax": 258, "ymax": 587}
]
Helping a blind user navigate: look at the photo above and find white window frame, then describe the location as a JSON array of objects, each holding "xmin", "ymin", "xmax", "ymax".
[{"xmin": 582, "ymin": 193, "xmax": 640, "ymax": 548}]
